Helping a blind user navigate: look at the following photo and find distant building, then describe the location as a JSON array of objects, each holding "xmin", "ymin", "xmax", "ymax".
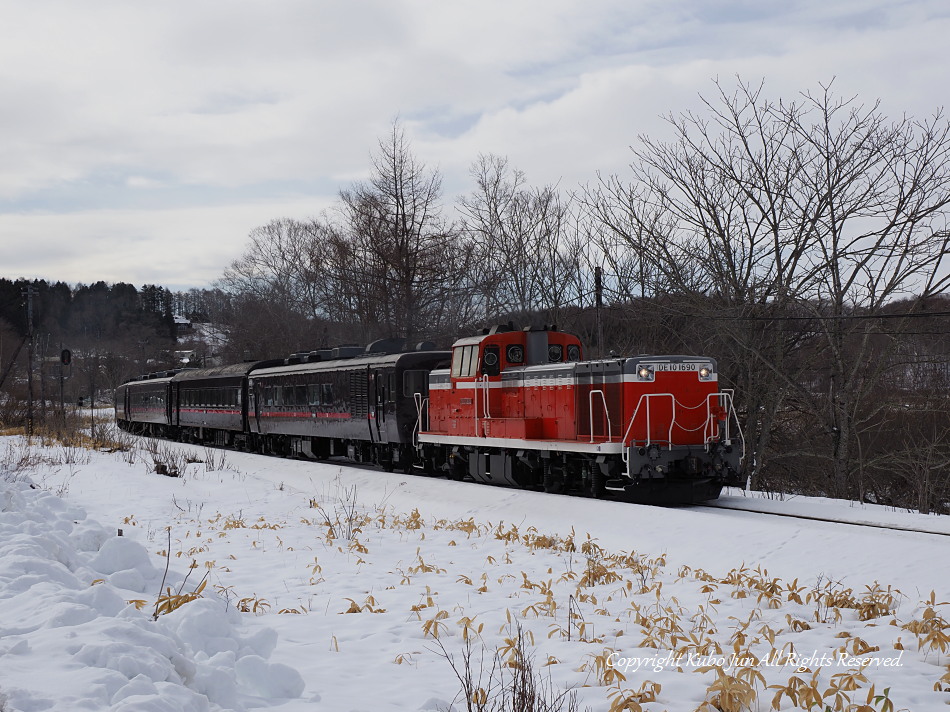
[
  {"xmin": 174, "ymin": 350, "xmax": 199, "ymax": 366},
  {"xmin": 173, "ymin": 315, "xmax": 193, "ymax": 337}
]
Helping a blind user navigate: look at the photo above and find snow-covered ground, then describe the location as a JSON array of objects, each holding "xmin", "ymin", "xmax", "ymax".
[{"xmin": 1, "ymin": 429, "xmax": 948, "ymax": 711}]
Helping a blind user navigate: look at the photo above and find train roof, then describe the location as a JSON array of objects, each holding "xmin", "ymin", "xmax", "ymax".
[
  {"xmin": 171, "ymin": 360, "xmax": 285, "ymax": 382},
  {"xmin": 120, "ymin": 368, "xmax": 188, "ymax": 386},
  {"xmin": 249, "ymin": 349, "xmax": 450, "ymax": 378}
]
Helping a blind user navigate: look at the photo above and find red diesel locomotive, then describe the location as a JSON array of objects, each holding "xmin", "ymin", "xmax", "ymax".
[
  {"xmin": 416, "ymin": 324, "xmax": 743, "ymax": 503},
  {"xmin": 117, "ymin": 325, "xmax": 744, "ymax": 504}
]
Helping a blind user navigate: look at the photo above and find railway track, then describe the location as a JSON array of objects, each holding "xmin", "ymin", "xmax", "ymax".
[
  {"xmin": 127, "ymin": 433, "xmax": 950, "ymax": 537},
  {"xmin": 694, "ymin": 501, "xmax": 950, "ymax": 537}
]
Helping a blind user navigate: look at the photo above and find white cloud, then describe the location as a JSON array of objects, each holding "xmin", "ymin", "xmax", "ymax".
[
  {"xmin": 0, "ymin": 196, "xmax": 331, "ymax": 289},
  {"xmin": 1, "ymin": 0, "xmax": 948, "ymax": 286}
]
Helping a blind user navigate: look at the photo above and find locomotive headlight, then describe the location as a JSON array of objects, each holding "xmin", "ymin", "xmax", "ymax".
[
  {"xmin": 639, "ymin": 367, "xmax": 650, "ymax": 378},
  {"xmin": 636, "ymin": 365, "xmax": 654, "ymax": 381},
  {"xmin": 699, "ymin": 367, "xmax": 711, "ymax": 379}
]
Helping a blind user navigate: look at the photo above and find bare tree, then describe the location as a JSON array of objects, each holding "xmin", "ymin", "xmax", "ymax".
[
  {"xmin": 216, "ymin": 218, "xmax": 349, "ymax": 356},
  {"xmin": 219, "ymin": 218, "xmax": 339, "ymax": 320},
  {"xmin": 583, "ymin": 79, "xmax": 950, "ymax": 500},
  {"xmin": 784, "ymin": 87, "xmax": 950, "ymax": 497},
  {"xmin": 337, "ymin": 123, "xmax": 473, "ymax": 341},
  {"xmin": 581, "ymin": 80, "xmax": 821, "ymax": 487},
  {"xmin": 459, "ymin": 155, "xmax": 582, "ymax": 325}
]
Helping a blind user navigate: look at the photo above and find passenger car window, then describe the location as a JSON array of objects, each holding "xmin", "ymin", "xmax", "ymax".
[{"xmin": 403, "ymin": 370, "xmax": 428, "ymax": 397}]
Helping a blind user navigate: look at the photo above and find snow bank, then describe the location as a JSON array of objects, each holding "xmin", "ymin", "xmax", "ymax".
[{"xmin": 0, "ymin": 477, "xmax": 303, "ymax": 712}]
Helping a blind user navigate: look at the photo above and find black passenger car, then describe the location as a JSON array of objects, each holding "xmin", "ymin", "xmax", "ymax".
[
  {"xmin": 171, "ymin": 360, "xmax": 282, "ymax": 447},
  {"xmin": 248, "ymin": 349, "xmax": 449, "ymax": 469},
  {"xmin": 116, "ymin": 372, "xmax": 176, "ymax": 436}
]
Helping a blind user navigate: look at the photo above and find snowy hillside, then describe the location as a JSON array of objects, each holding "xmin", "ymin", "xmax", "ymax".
[{"xmin": 1, "ymin": 429, "xmax": 948, "ymax": 711}]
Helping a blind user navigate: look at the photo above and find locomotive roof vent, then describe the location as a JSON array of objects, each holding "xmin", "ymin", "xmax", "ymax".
[
  {"xmin": 285, "ymin": 351, "xmax": 327, "ymax": 364},
  {"xmin": 485, "ymin": 321, "xmax": 516, "ymax": 335},
  {"xmin": 415, "ymin": 341, "xmax": 437, "ymax": 351},
  {"xmin": 366, "ymin": 337, "xmax": 406, "ymax": 354},
  {"xmin": 332, "ymin": 346, "xmax": 365, "ymax": 359}
]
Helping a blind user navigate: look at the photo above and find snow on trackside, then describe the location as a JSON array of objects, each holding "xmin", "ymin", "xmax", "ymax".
[
  {"xmin": 0, "ymin": 474, "xmax": 303, "ymax": 712},
  {"xmin": 1, "ymin": 432, "xmax": 949, "ymax": 711}
]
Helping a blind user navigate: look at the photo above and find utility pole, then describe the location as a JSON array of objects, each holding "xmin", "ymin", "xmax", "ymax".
[
  {"xmin": 39, "ymin": 333, "xmax": 48, "ymax": 425},
  {"xmin": 594, "ymin": 266, "xmax": 604, "ymax": 359},
  {"xmin": 23, "ymin": 286, "xmax": 37, "ymax": 436},
  {"xmin": 60, "ymin": 345, "xmax": 71, "ymax": 427}
]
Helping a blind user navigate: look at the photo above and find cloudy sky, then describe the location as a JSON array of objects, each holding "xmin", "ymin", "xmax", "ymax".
[{"xmin": 1, "ymin": 0, "xmax": 948, "ymax": 290}]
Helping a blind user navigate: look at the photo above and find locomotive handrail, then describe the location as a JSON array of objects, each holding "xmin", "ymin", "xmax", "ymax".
[
  {"xmin": 412, "ymin": 393, "xmax": 429, "ymax": 448},
  {"xmin": 477, "ymin": 375, "xmax": 491, "ymax": 420},
  {"xmin": 704, "ymin": 390, "xmax": 746, "ymax": 462},
  {"xmin": 620, "ymin": 390, "xmax": 746, "ymax": 477},
  {"xmin": 703, "ymin": 392, "xmax": 725, "ymax": 446},
  {"xmin": 619, "ymin": 393, "xmax": 676, "ymax": 452},
  {"xmin": 588, "ymin": 389, "xmax": 612, "ymax": 443},
  {"xmin": 621, "ymin": 393, "xmax": 674, "ymax": 479},
  {"xmin": 471, "ymin": 375, "xmax": 489, "ymax": 437},
  {"xmin": 723, "ymin": 390, "xmax": 742, "ymax": 453}
]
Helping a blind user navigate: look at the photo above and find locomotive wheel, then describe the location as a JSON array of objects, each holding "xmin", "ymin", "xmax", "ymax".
[
  {"xmin": 590, "ymin": 470, "xmax": 607, "ymax": 499},
  {"xmin": 543, "ymin": 468, "xmax": 564, "ymax": 495}
]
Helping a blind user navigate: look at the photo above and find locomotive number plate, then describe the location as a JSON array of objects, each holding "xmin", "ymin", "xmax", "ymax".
[{"xmin": 652, "ymin": 363, "xmax": 702, "ymax": 371}]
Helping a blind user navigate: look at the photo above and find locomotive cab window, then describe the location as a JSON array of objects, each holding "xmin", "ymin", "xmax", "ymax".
[{"xmin": 451, "ymin": 345, "xmax": 479, "ymax": 378}]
